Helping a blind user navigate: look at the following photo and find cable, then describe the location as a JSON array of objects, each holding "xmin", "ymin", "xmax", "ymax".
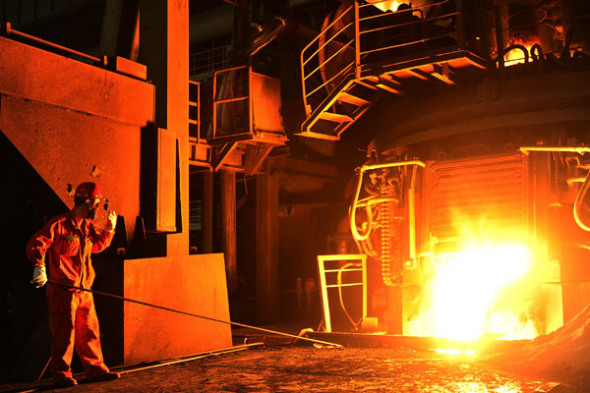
[
  {"xmin": 47, "ymin": 280, "xmax": 342, "ymax": 349},
  {"xmin": 350, "ymin": 170, "xmax": 373, "ymax": 242},
  {"xmin": 495, "ymin": 44, "xmax": 529, "ymax": 65}
]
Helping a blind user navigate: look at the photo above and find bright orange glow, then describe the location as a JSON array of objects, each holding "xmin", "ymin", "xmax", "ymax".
[
  {"xmin": 503, "ymin": 39, "xmax": 537, "ymax": 66},
  {"xmin": 435, "ymin": 348, "xmax": 476, "ymax": 356},
  {"xmin": 408, "ymin": 234, "xmax": 541, "ymax": 341},
  {"xmin": 489, "ymin": 386, "xmax": 522, "ymax": 393},
  {"xmin": 366, "ymin": 0, "xmax": 403, "ymax": 12}
]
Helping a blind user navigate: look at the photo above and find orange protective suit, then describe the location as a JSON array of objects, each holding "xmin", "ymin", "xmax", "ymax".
[{"xmin": 26, "ymin": 211, "xmax": 115, "ymax": 381}]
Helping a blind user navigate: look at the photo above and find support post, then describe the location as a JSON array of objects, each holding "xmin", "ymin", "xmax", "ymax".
[
  {"xmin": 221, "ymin": 170, "xmax": 238, "ymax": 294},
  {"xmin": 256, "ymin": 168, "xmax": 279, "ymax": 323},
  {"xmin": 139, "ymin": 0, "xmax": 189, "ymax": 255},
  {"xmin": 202, "ymin": 171, "xmax": 214, "ymax": 254}
]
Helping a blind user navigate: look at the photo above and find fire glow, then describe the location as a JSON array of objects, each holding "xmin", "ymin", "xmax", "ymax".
[
  {"xmin": 408, "ymin": 242, "xmax": 538, "ymax": 341},
  {"xmin": 366, "ymin": 0, "xmax": 403, "ymax": 12},
  {"xmin": 503, "ymin": 39, "xmax": 538, "ymax": 67}
]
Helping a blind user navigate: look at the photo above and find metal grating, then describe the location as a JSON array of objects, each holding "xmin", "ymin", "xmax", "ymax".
[{"xmin": 429, "ymin": 154, "xmax": 527, "ymax": 253}]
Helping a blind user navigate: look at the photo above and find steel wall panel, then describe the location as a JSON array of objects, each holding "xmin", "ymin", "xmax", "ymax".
[{"xmin": 123, "ymin": 253, "xmax": 232, "ymax": 364}]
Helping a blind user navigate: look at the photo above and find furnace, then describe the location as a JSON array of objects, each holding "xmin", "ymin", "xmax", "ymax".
[{"xmin": 306, "ymin": 0, "xmax": 590, "ymax": 346}]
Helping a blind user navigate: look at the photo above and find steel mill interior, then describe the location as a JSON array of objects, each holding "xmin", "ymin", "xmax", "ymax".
[{"xmin": 1, "ymin": 0, "xmax": 590, "ymax": 390}]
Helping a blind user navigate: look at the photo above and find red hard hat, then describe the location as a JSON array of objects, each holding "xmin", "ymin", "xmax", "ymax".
[{"xmin": 74, "ymin": 182, "xmax": 103, "ymax": 200}]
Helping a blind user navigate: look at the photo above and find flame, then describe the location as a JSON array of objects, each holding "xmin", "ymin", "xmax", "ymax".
[
  {"xmin": 408, "ymin": 231, "xmax": 541, "ymax": 341},
  {"xmin": 435, "ymin": 348, "xmax": 476, "ymax": 356},
  {"xmin": 503, "ymin": 39, "xmax": 538, "ymax": 66},
  {"xmin": 366, "ymin": 0, "xmax": 404, "ymax": 12}
]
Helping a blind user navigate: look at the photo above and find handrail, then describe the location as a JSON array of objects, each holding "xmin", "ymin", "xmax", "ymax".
[
  {"xmin": 317, "ymin": 255, "xmax": 367, "ymax": 332},
  {"xmin": 359, "ymin": 12, "xmax": 459, "ymax": 36},
  {"xmin": 360, "ymin": 32, "xmax": 455, "ymax": 56},
  {"xmin": 357, "ymin": 0, "xmax": 450, "ymax": 20},
  {"xmin": 305, "ymin": 62, "xmax": 354, "ymax": 100},
  {"xmin": 188, "ymin": 80, "xmax": 201, "ymax": 143},
  {"xmin": 303, "ymin": 38, "xmax": 354, "ymax": 82},
  {"xmin": 302, "ymin": 20, "xmax": 355, "ymax": 68},
  {"xmin": 1, "ymin": 22, "xmax": 103, "ymax": 65},
  {"xmin": 300, "ymin": 0, "xmax": 473, "ymax": 129},
  {"xmin": 301, "ymin": 4, "xmax": 355, "ymax": 60},
  {"xmin": 301, "ymin": 4, "xmax": 356, "ymax": 112}
]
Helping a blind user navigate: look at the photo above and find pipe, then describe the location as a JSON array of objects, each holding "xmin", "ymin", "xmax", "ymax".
[
  {"xmin": 47, "ymin": 280, "xmax": 342, "ymax": 348},
  {"xmin": 361, "ymin": 160, "xmax": 426, "ymax": 172},
  {"xmin": 189, "ymin": 6, "xmax": 234, "ymax": 45},
  {"xmin": 520, "ymin": 146, "xmax": 590, "ymax": 155},
  {"xmin": 520, "ymin": 146, "xmax": 590, "ymax": 232},
  {"xmin": 408, "ymin": 165, "xmax": 418, "ymax": 262},
  {"xmin": 350, "ymin": 160, "xmax": 425, "ymax": 242},
  {"xmin": 247, "ymin": 17, "xmax": 287, "ymax": 57}
]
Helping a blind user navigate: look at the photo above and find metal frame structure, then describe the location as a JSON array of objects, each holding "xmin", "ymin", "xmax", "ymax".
[
  {"xmin": 209, "ymin": 65, "xmax": 287, "ymax": 173},
  {"xmin": 317, "ymin": 254, "xmax": 368, "ymax": 333},
  {"xmin": 299, "ymin": 0, "xmax": 489, "ymax": 140}
]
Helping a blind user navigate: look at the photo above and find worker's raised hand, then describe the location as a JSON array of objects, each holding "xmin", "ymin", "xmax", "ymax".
[
  {"xmin": 106, "ymin": 210, "xmax": 117, "ymax": 232},
  {"xmin": 30, "ymin": 265, "xmax": 47, "ymax": 288}
]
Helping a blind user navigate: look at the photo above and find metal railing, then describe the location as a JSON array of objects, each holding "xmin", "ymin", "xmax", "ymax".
[
  {"xmin": 212, "ymin": 65, "xmax": 253, "ymax": 140},
  {"xmin": 189, "ymin": 44, "xmax": 231, "ymax": 80},
  {"xmin": 300, "ymin": 0, "xmax": 469, "ymax": 116},
  {"xmin": 317, "ymin": 254, "xmax": 367, "ymax": 332}
]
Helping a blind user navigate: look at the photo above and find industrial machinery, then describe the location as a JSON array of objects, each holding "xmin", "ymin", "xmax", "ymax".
[
  {"xmin": 2, "ymin": 0, "xmax": 590, "ymax": 383},
  {"xmin": 310, "ymin": 0, "xmax": 590, "ymax": 341}
]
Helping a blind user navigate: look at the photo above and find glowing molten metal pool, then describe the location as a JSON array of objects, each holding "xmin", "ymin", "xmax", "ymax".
[{"xmin": 408, "ymin": 242, "xmax": 539, "ymax": 343}]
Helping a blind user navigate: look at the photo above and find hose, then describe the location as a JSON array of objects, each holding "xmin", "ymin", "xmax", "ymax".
[
  {"xmin": 47, "ymin": 280, "xmax": 342, "ymax": 348},
  {"xmin": 530, "ymin": 43, "xmax": 544, "ymax": 62},
  {"xmin": 350, "ymin": 160, "xmax": 425, "ymax": 243},
  {"xmin": 495, "ymin": 44, "xmax": 529, "ymax": 65},
  {"xmin": 336, "ymin": 263, "xmax": 364, "ymax": 330},
  {"xmin": 573, "ymin": 170, "xmax": 590, "ymax": 232}
]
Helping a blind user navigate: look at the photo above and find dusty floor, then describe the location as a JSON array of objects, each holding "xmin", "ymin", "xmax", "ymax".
[{"xmin": 1, "ymin": 344, "xmax": 578, "ymax": 393}]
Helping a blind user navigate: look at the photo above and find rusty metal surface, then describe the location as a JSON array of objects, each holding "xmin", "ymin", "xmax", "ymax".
[
  {"xmin": 2, "ymin": 346, "xmax": 574, "ymax": 392},
  {"xmin": 0, "ymin": 36, "xmax": 155, "ymax": 126},
  {"xmin": 0, "ymin": 35, "xmax": 155, "ymax": 243},
  {"xmin": 123, "ymin": 253, "xmax": 232, "ymax": 365}
]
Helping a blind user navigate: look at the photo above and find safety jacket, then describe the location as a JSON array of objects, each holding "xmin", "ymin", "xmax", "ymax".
[{"xmin": 26, "ymin": 211, "xmax": 115, "ymax": 289}]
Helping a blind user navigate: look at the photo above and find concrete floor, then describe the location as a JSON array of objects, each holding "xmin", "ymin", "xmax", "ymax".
[{"xmin": 1, "ymin": 344, "xmax": 577, "ymax": 393}]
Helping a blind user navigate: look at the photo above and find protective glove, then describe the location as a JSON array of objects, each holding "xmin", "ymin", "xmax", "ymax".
[
  {"xmin": 30, "ymin": 265, "xmax": 47, "ymax": 288},
  {"xmin": 106, "ymin": 210, "xmax": 117, "ymax": 232}
]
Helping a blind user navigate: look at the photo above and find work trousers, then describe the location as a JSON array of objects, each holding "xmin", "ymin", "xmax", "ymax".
[{"xmin": 47, "ymin": 285, "xmax": 110, "ymax": 380}]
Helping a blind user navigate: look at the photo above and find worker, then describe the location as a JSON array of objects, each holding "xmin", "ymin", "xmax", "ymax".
[{"xmin": 26, "ymin": 182, "xmax": 120, "ymax": 387}]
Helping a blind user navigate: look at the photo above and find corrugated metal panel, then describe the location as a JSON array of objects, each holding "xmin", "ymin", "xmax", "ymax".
[{"xmin": 429, "ymin": 154, "xmax": 527, "ymax": 253}]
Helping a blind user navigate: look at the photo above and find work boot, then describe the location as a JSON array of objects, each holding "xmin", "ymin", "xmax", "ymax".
[
  {"xmin": 87, "ymin": 371, "xmax": 120, "ymax": 383},
  {"xmin": 53, "ymin": 377, "xmax": 78, "ymax": 388}
]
